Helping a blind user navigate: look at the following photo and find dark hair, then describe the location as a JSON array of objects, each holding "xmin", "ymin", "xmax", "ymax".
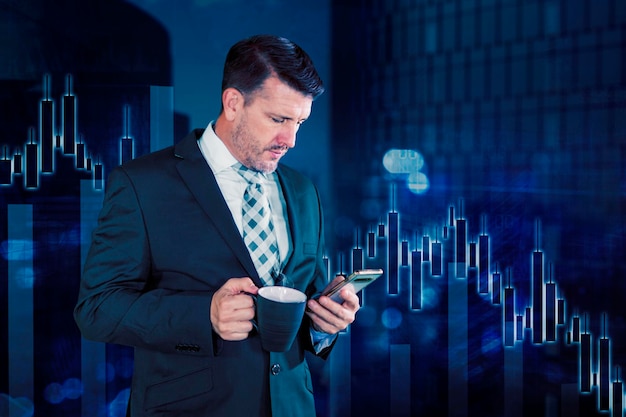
[{"xmin": 221, "ymin": 34, "xmax": 325, "ymax": 101}]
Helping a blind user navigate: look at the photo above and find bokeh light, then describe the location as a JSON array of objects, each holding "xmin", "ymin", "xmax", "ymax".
[
  {"xmin": 382, "ymin": 149, "xmax": 430, "ymax": 194},
  {"xmin": 382, "ymin": 307, "xmax": 403, "ymax": 329}
]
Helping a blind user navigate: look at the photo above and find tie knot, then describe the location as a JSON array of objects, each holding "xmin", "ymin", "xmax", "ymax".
[{"xmin": 234, "ymin": 162, "xmax": 262, "ymax": 184}]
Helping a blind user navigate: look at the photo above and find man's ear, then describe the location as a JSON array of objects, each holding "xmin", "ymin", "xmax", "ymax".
[{"xmin": 222, "ymin": 88, "xmax": 243, "ymax": 121}]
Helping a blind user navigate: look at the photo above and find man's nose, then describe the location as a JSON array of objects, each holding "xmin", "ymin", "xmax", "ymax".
[{"xmin": 278, "ymin": 123, "xmax": 299, "ymax": 148}]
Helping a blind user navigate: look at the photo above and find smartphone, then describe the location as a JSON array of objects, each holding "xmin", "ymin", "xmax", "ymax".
[{"xmin": 320, "ymin": 268, "xmax": 384, "ymax": 302}]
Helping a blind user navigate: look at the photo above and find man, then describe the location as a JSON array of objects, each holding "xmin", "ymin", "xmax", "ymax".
[{"xmin": 74, "ymin": 34, "xmax": 360, "ymax": 416}]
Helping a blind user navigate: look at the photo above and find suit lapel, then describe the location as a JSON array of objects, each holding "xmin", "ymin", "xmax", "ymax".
[
  {"xmin": 173, "ymin": 130, "xmax": 262, "ymax": 286},
  {"xmin": 275, "ymin": 166, "xmax": 297, "ymax": 273}
]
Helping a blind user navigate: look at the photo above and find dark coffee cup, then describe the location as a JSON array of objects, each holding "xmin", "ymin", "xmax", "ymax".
[{"xmin": 253, "ymin": 286, "xmax": 307, "ymax": 352}]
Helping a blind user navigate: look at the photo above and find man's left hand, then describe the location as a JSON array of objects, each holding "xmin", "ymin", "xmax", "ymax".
[{"xmin": 306, "ymin": 276, "xmax": 360, "ymax": 334}]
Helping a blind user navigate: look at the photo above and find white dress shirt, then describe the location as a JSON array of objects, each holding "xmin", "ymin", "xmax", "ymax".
[{"xmin": 198, "ymin": 122, "xmax": 291, "ymax": 273}]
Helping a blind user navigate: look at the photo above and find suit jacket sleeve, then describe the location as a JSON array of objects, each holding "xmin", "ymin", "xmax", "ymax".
[{"xmin": 74, "ymin": 166, "xmax": 216, "ymax": 355}]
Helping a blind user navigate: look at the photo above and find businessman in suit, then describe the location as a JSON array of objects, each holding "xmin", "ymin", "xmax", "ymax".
[{"xmin": 74, "ymin": 34, "xmax": 360, "ymax": 416}]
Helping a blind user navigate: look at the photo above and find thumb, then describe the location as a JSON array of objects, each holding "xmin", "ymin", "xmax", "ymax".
[{"xmin": 224, "ymin": 277, "xmax": 259, "ymax": 295}]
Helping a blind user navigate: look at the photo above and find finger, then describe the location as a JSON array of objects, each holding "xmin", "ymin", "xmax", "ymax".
[
  {"xmin": 329, "ymin": 274, "xmax": 346, "ymax": 286},
  {"xmin": 315, "ymin": 293, "xmax": 349, "ymax": 314},
  {"xmin": 338, "ymin": 288, "xmax": 360, "ymax": 312},
  {"xmin": 307, "ymin": 298, "xmax": 354, "ymax": 331},
  {"xmin": 217, "ymin": 299, "xmax": 256, "ymax": 322},
  {"xmin": 228, "ymin": 293, "xmax": 256, "ymax": 309},
  {"xmin": 307, "ymin": 309, "xmax": 343, "ymax": 334},
  {"xmin": 233, "ymin": 304, "xmax": 256, "ymax": 321},
  {"xmin": 220, "ymin": 320, "xmax": 255, "ymax": 341},
  {"xmin": 223, "ymin": 277, "xmax": 259, "ymax": 295}
]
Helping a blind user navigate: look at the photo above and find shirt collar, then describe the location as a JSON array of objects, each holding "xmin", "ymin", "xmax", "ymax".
[{"xmin": 198, "ymin": 121, "xmax": 238, "ymax": 174}]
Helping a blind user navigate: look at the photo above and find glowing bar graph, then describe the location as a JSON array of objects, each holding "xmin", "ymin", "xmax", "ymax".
[
  {"xmin": 329, "ymin": 333, "xmax": 351, "ymax": 417},
  {"xmin": 532, "ymin": 251, "xmax": 543, "ymax": 343},
  {"xmin": 516, "ymin": 316, "xmax": 523, "ymax": 341},
  {"xmin": 368, "ymin": 231, "xmax": 375, "ymax": 257},
  {"xmin": 492, "ymin": 271, "xmax": 501, "ymax": 304},
  {"xmin": 558, "ymin": 299, "xmax": 565, "ymax": 325},
  {"xmin": 445, "ymin": 225, "xmax": 455, "ymax": 280},
  {"xmin": 121, "ymin": 138, "xmax": 133, "ymax": 165},
  {"xmin": 573, "ymin": 317, "xmax": 580, "ymax": 342},
  {"xmin": 63, "ymin": 94, "xmax": 76, "ymax": 154},
  {"xmin": 504, "ymin": 287, "xmax": 515, "ymax": 346},
  {"xmin": 94, "ymin": 162, "xmax": 103, "ymax": 190},
  {"xmin": 352, "ymin": 247, "xmax": 363, "ymax": 271},
  {"xmin": 80, "ymin": 180, "xmax": 107, "ymax": 417},
  {"xmin": 25, "ymin": 142, "xmax": 38, "ymax": 188},
  {"xmin": 14, "ymin": 152, "xmax": 22, "ymax": 175},
  {"xmin": 0, "ymin": 75, "xmax": 138, "ymax": 191},
  {"xmin": 612, "ymin": 379, "xmax": 623, "ymax": 417},
  {"xmin": 479, "ymin": 235, "xmax": 489, "ymax": 294},
  {"xmin": 120, "ymin": 105, "xmax": 134, "ymax": 165},
  {"xmin": 600, "ymin": 337, "xmax": 610, "ymax": 410},
  {"xmin": 390, "ymin": 344, "xmax": 411, "ymax": 417},
  {"xmin": 411, "ymin": 250, "xmax": 422, "ymax": 310},
  {"xmin": 432, "ymin": 240, "xmax": 442, "ymax": 276},
  {"xmin": 401, "ymin": 241, "xmax": 409, "ymax": 266},
  {"xmin": 388, "ymin": 211, "xmax": 398, "ymax": 294},
  {"xmin": 455, "ymin": 219, "xmax": 466, "ymax": 278},
  {"xmin": 8, "ymin": 205, "xmax": 34, "ymax": 407},
  {"xmin": 422, "ymin": 236, "xmax": 430, "ymax": 261},
  {"xmin": 77, "ymin": 142, "xmax": 85, "ymax": 169},
  {"xmin": 41, "ymin": 98, "xmax": 54, "ymax": 173},
  {"xmin": 149, "ymin": 86, "xmax": 174, "ymax": 152},
  {"xmin": 468, "ymin": 242, "xmax": 476, "ymax": 268},
  {"xmin": 323, "ymin": 256, "xmax": 329, "ymax": 280},
  {"xmin": 581, "ymin": 332, "xmax": 591, "ymax": 392},
  {"xmin": 467, "ymin": 267, "xmax": 478, "ymax": 300},
  {"xmin": 448, "ymin": 262, "xmax": 468, "ymax": 417},
  {"xmin": 546, "ymin": 282, "xmax": 556, "ymax": 342},
  {"xmin": 332, "ymin": 198, "xmax": 624, "ymax": 417},
  {"xmin": 0, "ymin": 150, "xmax": 10, "ymax": 184},
  {"xmin": 504, "ymin": 344, "xmax": 523, "ymax": 417}
]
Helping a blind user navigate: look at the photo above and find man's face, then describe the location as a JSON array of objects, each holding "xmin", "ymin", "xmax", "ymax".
[{"xmin": 230, "ymin": 77, "xmax": 313, "ymax": 173}]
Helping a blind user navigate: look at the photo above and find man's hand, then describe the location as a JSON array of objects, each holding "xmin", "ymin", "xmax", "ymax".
[
  {"xmin": 210, "ymin": 277, "xmax": 259, "ymax": 341},
  {"xmin": 306, "ymin": 275, "xmax": 360, "ymax": 335}
]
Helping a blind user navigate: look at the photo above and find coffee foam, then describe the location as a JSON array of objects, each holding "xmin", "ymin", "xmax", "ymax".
[{"xmin": 259, "ymin": 286, "xmax": 306, "ymax": 303}]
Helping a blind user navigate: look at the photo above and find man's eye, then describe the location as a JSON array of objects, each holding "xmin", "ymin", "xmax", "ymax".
[{"xmin": 272, "ymin": 117, "xmax": 285, "ymax": 124}]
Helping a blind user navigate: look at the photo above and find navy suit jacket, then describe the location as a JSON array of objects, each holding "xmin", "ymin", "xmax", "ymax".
[{"xmin": 74, "ymin": 129, "xmax": 332, "ymax": 416}]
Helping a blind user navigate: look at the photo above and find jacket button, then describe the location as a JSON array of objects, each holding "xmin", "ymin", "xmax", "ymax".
[{"xmin": 270, "ymin": 363, "xmax": 281, "ymax": 375}]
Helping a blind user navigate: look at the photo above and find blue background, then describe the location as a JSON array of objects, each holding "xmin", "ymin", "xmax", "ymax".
[{"xmin": 1, "ymin": 1, "xmax": 625, "ymax": 416}]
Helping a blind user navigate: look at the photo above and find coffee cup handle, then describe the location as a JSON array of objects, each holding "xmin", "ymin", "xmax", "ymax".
[{"xmin": 246, "ymin": 292, "xmax": 259, "ymax": 331}]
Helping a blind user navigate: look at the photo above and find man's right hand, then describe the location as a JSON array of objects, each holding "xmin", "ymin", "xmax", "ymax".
[{"xmin": 210, "ymin": 277, "xmax": 259, "ymax": 341}]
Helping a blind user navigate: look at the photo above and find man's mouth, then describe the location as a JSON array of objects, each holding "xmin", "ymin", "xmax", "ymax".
[{"xmin": 268, "ymin": 147, "xmax": 288, "ymax": 158}]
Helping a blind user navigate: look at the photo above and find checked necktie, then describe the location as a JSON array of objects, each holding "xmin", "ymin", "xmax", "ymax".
[{"xmin": 235, "ymin": 163, "xmax": 278, "ymax": 286}]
